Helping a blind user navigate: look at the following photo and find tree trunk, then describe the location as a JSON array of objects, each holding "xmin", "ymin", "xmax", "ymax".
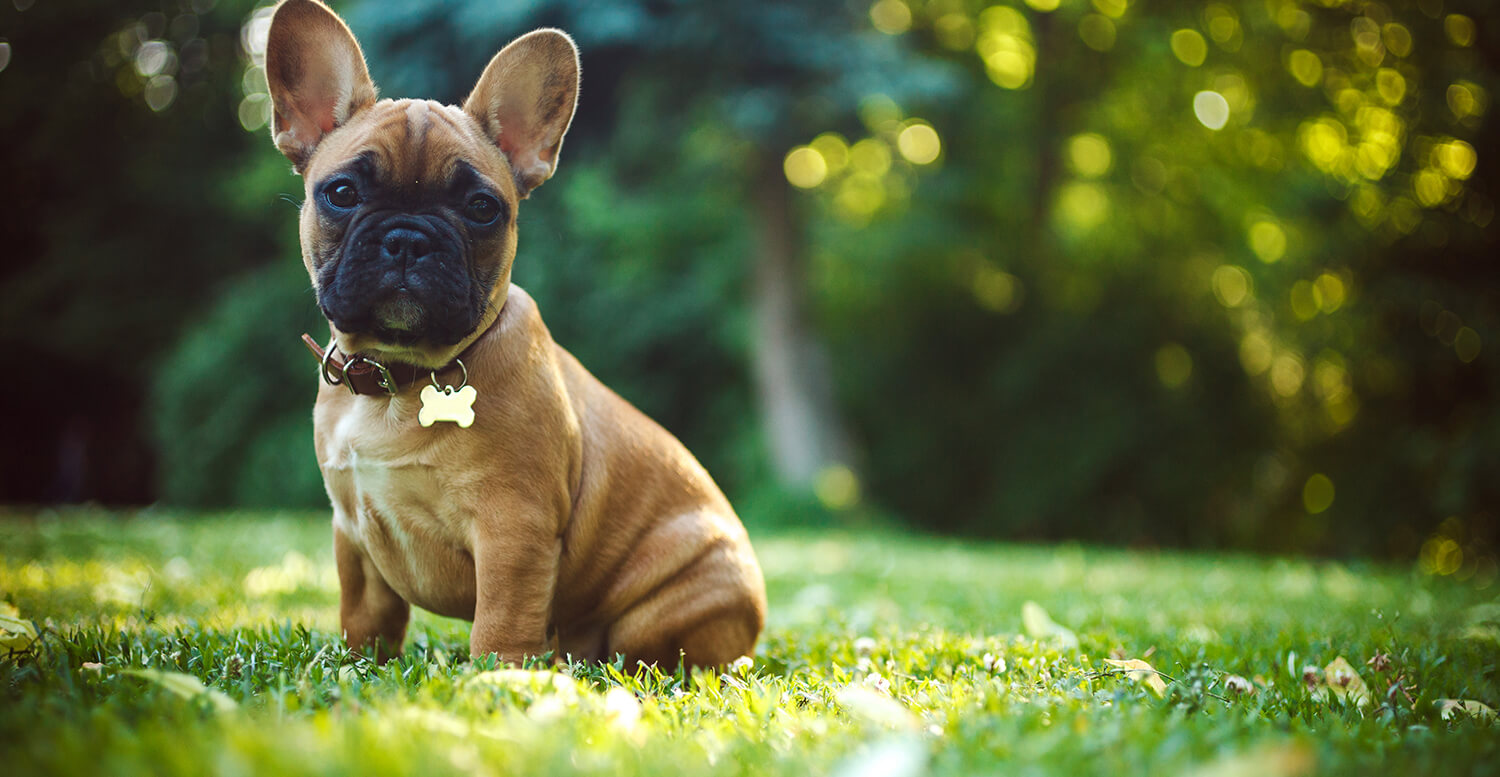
[{"xmin": 749, "ymin": 155, "xmax": 851, "ymax": 488}]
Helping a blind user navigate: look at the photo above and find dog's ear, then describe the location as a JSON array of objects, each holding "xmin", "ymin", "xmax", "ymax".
[
  {"xmin": 264, "ymin": 0, "xmax": 377, "ymax": 171},
  {"xmin": 463, "ymin": 29, "xmax": 580, "ymax": 198}
]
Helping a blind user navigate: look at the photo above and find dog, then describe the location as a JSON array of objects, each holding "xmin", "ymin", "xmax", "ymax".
[{"xmin": 263, "ymin": 0, "xmax": 766, "ymax": 668}]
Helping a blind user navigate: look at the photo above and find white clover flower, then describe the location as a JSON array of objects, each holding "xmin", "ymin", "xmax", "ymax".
[{"xmin": 1223, "ymin": 674, "xmax": 1253, "ymax": 695}]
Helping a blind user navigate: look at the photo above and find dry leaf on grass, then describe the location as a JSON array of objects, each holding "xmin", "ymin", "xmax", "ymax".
[
  {"xmin": 835, "ymin": 684, "xmax": 919, "ymax": 730},
  {"xmin": 1322, "ymin": 657, "xmax": 1370, "ymax": 707},
  {"xmin": 122, "ymin": 669, "xmax": 237, "ymax": 713},
  {"xmin": 0, "ymin": 602, "xmax": 38, "ymax": 653},
  {"xmin": 1436, "ymin": 699, "xmax": 1496, "ymax": 723},
  {"xmin": 471, "ymin": 669, "xmax": 582, "ymax": 700},
  {"xmin": 1022, "ymin": 601, "xmax": 1080, "ymax": 648},
  {"xmin": 1102, "ymin": 657, "xmax": 1168, "ymax": 697},
  {"xmin": 1181, "ymin": 740, "xmax": 1316, "ymax": 777}
]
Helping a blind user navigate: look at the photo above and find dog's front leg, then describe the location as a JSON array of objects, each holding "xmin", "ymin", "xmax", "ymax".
[
  {"xmin": 469, "ymin": 510, "xmax": 559, "ymax": 665},
  {"xmin": 334, "ymin": 524, "xmax": 411, "ymax": 663}
]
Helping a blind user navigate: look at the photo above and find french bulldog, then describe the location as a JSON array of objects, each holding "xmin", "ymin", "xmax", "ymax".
[{"xmin": 264, "ymin": 0, "xmax": 766, "ymax": 668}]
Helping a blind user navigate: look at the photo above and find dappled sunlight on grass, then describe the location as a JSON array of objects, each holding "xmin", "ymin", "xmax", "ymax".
[{"xmin": 3, "ymin": 512, "xmax": 1498, "ymax": 775}]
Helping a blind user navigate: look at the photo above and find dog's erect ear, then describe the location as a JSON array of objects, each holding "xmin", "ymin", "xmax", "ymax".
[
  {"xmin": 463, "ymin": 29, "xmax": 580, "ymax": 198},
  {"xmin": 264, "ymin": 0, "xmax": 377, "ymax": 171}
]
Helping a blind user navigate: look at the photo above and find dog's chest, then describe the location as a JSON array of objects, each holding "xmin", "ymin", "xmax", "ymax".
[{"xmin": 320, "ymin": 400, "xmax": 478, "ymax": 618}]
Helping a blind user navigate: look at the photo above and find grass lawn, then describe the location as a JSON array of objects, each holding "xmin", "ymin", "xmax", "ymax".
[{"xmin": 2, "ymin": 509, "xmax": 1497, "ymax": 776}]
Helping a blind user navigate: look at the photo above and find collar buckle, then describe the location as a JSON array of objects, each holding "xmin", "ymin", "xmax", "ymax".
[{"xmin": 344, "ymin": 354, "xmax": 397, "ymax": 396}]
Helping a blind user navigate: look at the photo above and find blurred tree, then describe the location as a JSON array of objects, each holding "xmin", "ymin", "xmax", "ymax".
[
  {"xmin": 0, "ymin": 0, "xmax": 279, "ymax": 503},
  {"xmin": 786, "ymin": 0, "xmax": 1497, "ymax": 557},
  {"xmin": 4, "ymin": 0, "xmax": 1495, "ymax": 568},
  {"xmin": 344, "ymin": 0, "xmax": 956, "ymax": 491}
]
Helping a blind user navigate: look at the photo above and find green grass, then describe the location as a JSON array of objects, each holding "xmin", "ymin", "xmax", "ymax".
[{"xmin": 2, "ymin": 509, "xmax": 1497, "ymax": 776}]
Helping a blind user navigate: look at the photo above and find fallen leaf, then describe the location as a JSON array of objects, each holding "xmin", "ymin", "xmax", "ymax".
[
  {"xmin": 829, "ymin": 734, "xmax": 928, "ymax": 777},
  {"xmin": 82, "ymin": 662, "xmax": 104, "ymax": 671},
  {"xmin": 1181, "ymin": 740, "xmax": 1315, "ymax": 777},
  {"xmin": 1322, "ymin": 657, "xmax": 1370, "ymax": 707},
  {"xmin": 122, "ymin": 669, "xmax": 237, "ymax": 713},
  {"xmin": 835, "ymin": 684, "xmax": 918, "ymax": 730},
  {"xmin": 0, "ymin": 604, "xmax": 39, "ymax": 653},
  {"xmin": 1022, "ymin": 601, "xmax": 1080, "ymax": 648},
  {"xmin": 471, "ymin": 668, "xmax": 581, "ymax": 701},
  {"xmin": 1103, "ymin": 657, "xmax": 1168, "ymax": 697},
  {"xmin": 603, "ymin": 687, "xmax": 643, "ymax": 732},
  {"xmin": 1436, "ymin": 699, "xmax": 1496, "ymax": 723}
]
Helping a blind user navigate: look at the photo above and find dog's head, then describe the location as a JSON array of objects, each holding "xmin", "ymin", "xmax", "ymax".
[{"xmin": 265, "ymin": 0, "xmax": 579, "ymax": 368}]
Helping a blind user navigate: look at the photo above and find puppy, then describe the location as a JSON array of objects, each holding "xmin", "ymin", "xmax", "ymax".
[{"xmin": 264, "ymin": 0, "xmax": 766, "ymax": 668}]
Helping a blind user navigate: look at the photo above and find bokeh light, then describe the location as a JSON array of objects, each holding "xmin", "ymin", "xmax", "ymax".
[
  {"xmin": 1155, "ymin": 344, "xmax": 1193, "ymax": 389},
  {"xmin": 1193, "ymin": 91, "xmax": 1230, "ymax": 130},
  {"xmin": 1383, "ymin": 23, "xmax": 1413, "ymax": 58},
  {"xmin": 1171, "ymin": 29, "xmax": 1207, "ymax": 67},
  {"xmin": 1445, "ymin": 14, "xmax": 1475, "ymax": 47},
  {"xmin": 814, "ymin": 464, "xmax": 861, "ymax": 510},
  {"xmin": 869, "ymin": 0, "xmax": 912, "ymax": 36},
  {"xmin": 978, "ymin": 6, "xmax": 1035, "ymax": 90},
  {"xmin": 1375, "ymin": 68, "xmax": 1405, "ymax": 105},
  {"xmin": 1211, "ymin": 265, "xmax": 1252, "ymax": 307},
  {"xmin": 1055, "ymin": 182, "xmax": 1110, "ymax": 233},
  {"xmin": 1287, "ymin": 49, "xmax": 1322, "ymax": 87},
  {"xmin": 1314, "ymin": 273, "xmax": 1346, "ymax": 313},
  {"xmin": 1066, "ymin": 133, "xmax": 1112, "ymax": 178},
  {"xmin": 1455, "ymin": 328, "xmax": 1482, "ymax": 363},
  {"xmin": 1270, "ymin": 353, "xmax": 1305, "ymax": 397},
  {"xmin": 1247, "ymin": 219, "xmax": 1286, "ymax": 263},
  {"xmin": 973, "ymin": 266, "xmax": 1023, "ymax": 314},
  {"xmin": 811, "ymin": 133, "xmax": 850, "ymax": 175},
  {"xmin": 784, "ymin": 147, "xmax": 828, "ymax": 189},
  {"xmin": 1092, "ymin": 0, "xmax": 1127, "ymax": 19},
  {"xmin": 1078, "ymin": 15, "xmax": 1116, "ymax": 52},
  {"xmin": 1239, "ymin": 332, "xmax": 1274, "ymax": 375},
  {"xmin": 1204, "ymin": 4, "xmax": 1241, "ymax": 51},
  {"xmin": 897, "ymin": 123, "xmax": 941, "ymax": 165},
  {"xmin": 934, "ymin": 13, "xmax": 976, "ymax": 51},
  {"xmin": 1303, "ymin": 474, "xmax": 1335, "ymax": 514},
  {"xmin": 849, "ymin": 138, "xmax": 892, "ymax": 176},
  {"xmin": 1447, "ymin": 82, "xmax": 1487, "ymax": 121}
]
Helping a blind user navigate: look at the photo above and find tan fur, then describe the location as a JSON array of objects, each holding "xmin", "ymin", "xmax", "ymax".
[{"xmin": 265, "ymin": 0, "xmax": 766, "ymax": 668}]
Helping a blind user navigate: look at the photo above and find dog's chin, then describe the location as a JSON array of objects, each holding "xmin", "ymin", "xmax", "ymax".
[{"xmin": 375, "ymin": 292, "xmax": 427, "ymax": 334}]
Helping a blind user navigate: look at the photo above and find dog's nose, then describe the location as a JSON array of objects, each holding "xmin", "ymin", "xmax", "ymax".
[{"xmin": 380, "ymin": 228, "xmax": 434, "ymax": 263}]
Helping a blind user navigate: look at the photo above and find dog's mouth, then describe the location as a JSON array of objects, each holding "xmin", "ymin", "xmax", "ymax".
[{"xmin": 374, "ymin": 289, "xmax": 426, "ymax": 332}]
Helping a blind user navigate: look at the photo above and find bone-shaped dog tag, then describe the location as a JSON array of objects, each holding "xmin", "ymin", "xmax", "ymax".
[{"xmin": 419, "ymin": 384, "xmax": 477, "ymax": 428}]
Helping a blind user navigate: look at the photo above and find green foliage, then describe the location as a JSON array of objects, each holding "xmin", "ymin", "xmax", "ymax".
[
  {"xmin": 151, "ymin": 262, "xmax": 326, "ymax": 508},
  {"xmin": 4, "ymin": 0, "xmax": 1497, "ymax": 560},
  {"xmin": 786, "ymin": 0, "xmax": 1500, "ymax": 555},
  {"xmin": 3, "ymin": 511, "xmax": 1499, "ymax": 775}
]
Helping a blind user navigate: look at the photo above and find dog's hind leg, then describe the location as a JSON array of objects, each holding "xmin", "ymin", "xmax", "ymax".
[
  {"xmin": 603, "ymin": 537, "xmax": 765, "ymax": 670},
  {"xmin": 334, "ymin": 524, "xmax": 411, "ymax": 663}
]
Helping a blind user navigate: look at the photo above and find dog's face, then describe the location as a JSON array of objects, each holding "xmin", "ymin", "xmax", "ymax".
[{"xmin": 264, "ymin": 0, "xmax": 579, "ymax": 368}]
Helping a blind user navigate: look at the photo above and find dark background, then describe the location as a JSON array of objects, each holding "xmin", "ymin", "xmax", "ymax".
[{"xmin": 1, "ymin": 0, "xmax": 1495, "ymax": 573}]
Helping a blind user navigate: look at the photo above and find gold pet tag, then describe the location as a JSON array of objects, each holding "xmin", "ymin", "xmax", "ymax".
[{"xmin": 419, "ymin": 359, "xmax": 477, "ymax": 428}]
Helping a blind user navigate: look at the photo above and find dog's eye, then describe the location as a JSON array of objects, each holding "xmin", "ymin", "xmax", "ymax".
[
  {"xmin": 465, "ymin": 194, "xmax": 502, "ymax": 225},
  {"xmin": 324, "ymin": 180, "xmax": 360, "ymax": 210}
]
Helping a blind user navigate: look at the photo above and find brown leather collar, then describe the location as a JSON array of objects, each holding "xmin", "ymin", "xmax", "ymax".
[
  {"xmin": 301, "ymin": 334, "xmax": 466, "ymax": 396},
  {"xmin": 300, "ymin": 300, "xmax": 504, "ymax": 396}
]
